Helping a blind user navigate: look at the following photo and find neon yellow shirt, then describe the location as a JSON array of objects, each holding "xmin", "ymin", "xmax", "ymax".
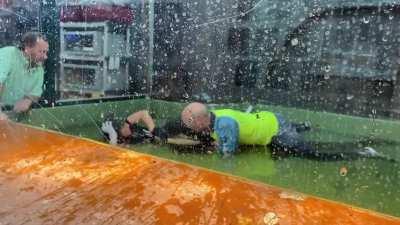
[
  {"xmin": 0, "ymin": 46, "xmax": 44, "ymax": 105},
  {"xmin": 211, "ymin": 109, "xmax": 279, "ymax": 154}
]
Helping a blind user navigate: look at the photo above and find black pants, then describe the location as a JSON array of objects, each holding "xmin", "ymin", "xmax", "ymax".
[{"xmin": 271, "ymin": 116, "xmax": 368, "ymax": 161}]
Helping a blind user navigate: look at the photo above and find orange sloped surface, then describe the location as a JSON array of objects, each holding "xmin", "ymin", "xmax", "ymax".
[{"xmin": 0, "ymin": 121, "xmax": 399, "ymax": 225}]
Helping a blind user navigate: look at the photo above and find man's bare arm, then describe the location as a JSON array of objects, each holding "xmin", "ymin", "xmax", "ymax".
[
  {"xmin": 13, "ymin": 95, "xmax": 39, "ymax": 113},
  {"xmin": 24, "ymin": 95, "xmax": 40, "ymax": 103},
  {"xmin": 126, "ymin": 110, "xmax": 156, "ymax": 132}
]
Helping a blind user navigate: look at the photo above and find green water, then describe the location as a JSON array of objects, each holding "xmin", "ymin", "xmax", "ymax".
[
  {"xmin": 66, "ymin": 124, "xmax": 400, "ymax": 217},
  {"xmin": 15, "ymin": 99, "xmax": 400, "ymax": 218},
  {"xmin": 128, "ymin": 143, "xmax": 400, "ymax": 217}
]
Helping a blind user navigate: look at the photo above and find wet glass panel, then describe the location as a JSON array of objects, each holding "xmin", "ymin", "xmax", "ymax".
[{"xmin": 1, "ymin": 0, "xmax": 399, "ymax": 220}]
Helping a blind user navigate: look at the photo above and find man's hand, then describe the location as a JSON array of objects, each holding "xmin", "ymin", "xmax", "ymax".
[
  {"xmin": 0, "ymin": 98, "xmax": 7, "ymax": 120},
  {"xmin": 101, "ymin": 121, "xmax": 118, "ymax": 145},
  {"xmin": 13, "ymin": 98, "xmax": 33, "ymax": 113},
  {"xmin": 222, "ymin": 151, "xmax": 233, "ymax": 159},
  {"xmin": 0, "ymin": 111, "xmax": 8, "ymax": 121}
]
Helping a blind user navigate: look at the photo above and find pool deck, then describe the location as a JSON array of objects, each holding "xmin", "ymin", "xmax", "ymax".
[{"xmin": 0, "ymin": 121, "xmax": 399, "ymax": 225}]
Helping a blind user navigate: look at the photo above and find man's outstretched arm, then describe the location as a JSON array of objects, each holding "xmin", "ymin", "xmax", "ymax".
[
  {"xmin": 214, "ymin": 117, "xmax": 239, "ymax": 157},
  {"xmin": 126, "ymin": 110, "xmax": 156, "ymax": 132}
]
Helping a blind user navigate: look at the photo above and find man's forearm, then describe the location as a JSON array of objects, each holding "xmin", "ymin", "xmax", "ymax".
[
  {"xmin": 127, "ymin": 110, "xmax": 155, "ymax": 132},
  {"xmin": 24, "ymin": 95, "xmax": 40, "ymax": 103},
  {"xmin": 0, "ymin": 84, "xmax": 3, "ymax": 109},
  {"xmin": 13, "ymin": 96, "xmax": 37, "ymax": 113}
]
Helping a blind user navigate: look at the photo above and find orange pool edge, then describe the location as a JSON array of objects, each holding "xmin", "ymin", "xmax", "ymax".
[{"xmin": 0, "ymin": 121, "xmax": 399, "ymax": 225}]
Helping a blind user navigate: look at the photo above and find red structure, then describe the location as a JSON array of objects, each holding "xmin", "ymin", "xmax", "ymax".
[{"xmin": 60, "ymin": 5, "xmax": 134, "ymax": 24}]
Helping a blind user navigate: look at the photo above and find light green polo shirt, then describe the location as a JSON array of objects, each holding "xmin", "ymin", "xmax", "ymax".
[{"xmin": 0, "ymin": 46, "xmax": 44, "ymax": 105}]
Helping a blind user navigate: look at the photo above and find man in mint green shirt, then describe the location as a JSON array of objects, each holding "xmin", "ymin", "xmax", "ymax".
[{"xmin": 0, "ymin": 32, "xmax": 48, "ymax": 117}]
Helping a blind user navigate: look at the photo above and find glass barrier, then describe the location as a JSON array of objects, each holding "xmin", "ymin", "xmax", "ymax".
[{"xmin": 0, "ymin": 0, "xmax": 399, "ymax": 219}]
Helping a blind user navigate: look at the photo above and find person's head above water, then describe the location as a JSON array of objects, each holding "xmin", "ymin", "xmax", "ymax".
[{"xmin": 181, "ymin": 102, "xmax": 211, "ymax": 132}]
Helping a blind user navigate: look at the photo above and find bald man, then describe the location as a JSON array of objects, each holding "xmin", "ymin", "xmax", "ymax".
[{"xmin": 181, "ymin": 102, "xmax": 382, "ymax": 160}]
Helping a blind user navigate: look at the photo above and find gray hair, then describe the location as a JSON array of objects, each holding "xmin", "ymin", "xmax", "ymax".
[{"xmin": 19, "ymin": 32, "xmax": 47, "ymax": 50}]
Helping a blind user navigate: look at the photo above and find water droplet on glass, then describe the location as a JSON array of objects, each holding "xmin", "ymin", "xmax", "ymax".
[
  {"xmin": 291, "ymin": 38, "xmax": 299, "ymax": 46},
  {"xmin": 324, "ymin": 65, "xmax": 331, "ymax": 72}
]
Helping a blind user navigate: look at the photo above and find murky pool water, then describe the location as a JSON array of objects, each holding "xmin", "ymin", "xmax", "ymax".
[
  {"xmin": 121, "ymin": 141, "xmax": 400, "ymax": 217},
  {"xmin": 17, "ymin": 101, "xmax": 400, "ymax": 218}
]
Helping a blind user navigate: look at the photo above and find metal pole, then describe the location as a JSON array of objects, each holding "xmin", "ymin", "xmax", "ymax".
[{"xmin": 147, "ymin": 0, "xmax": 154, "ymax": 97}]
